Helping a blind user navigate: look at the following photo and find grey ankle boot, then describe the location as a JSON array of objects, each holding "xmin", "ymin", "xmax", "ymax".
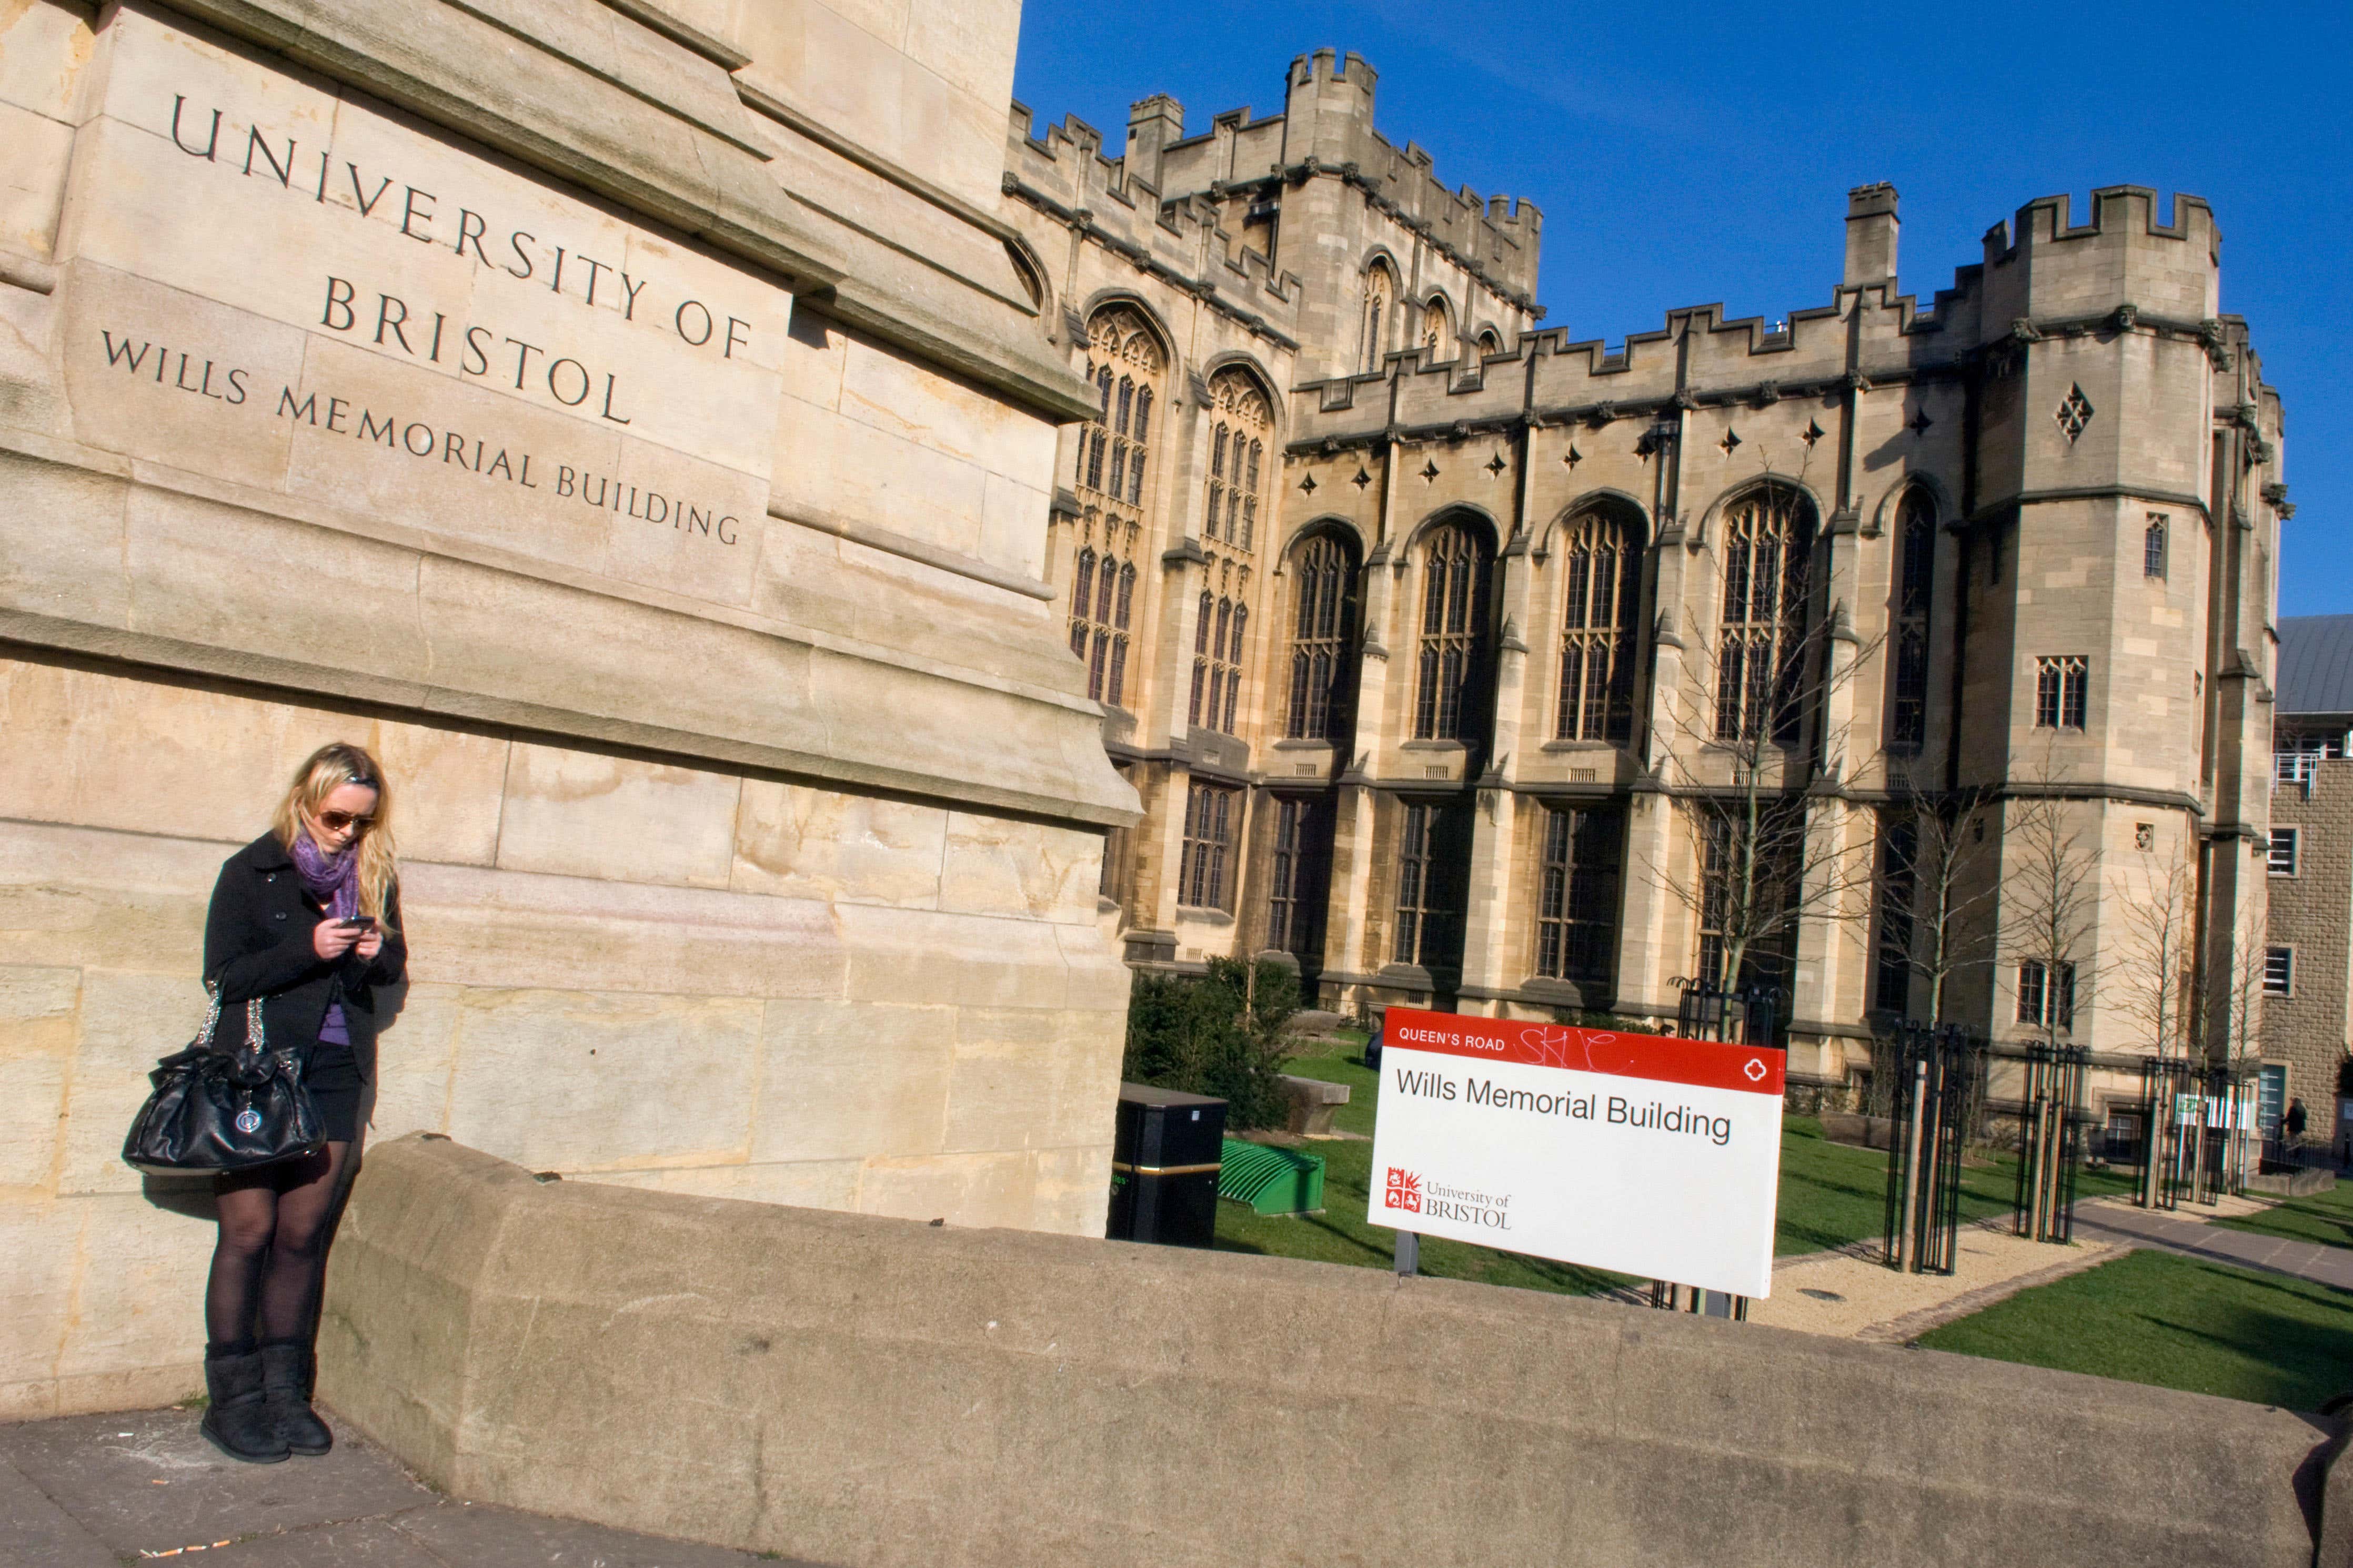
[
  {"xmin": 201, "ymin": 1349, "xmax": 289, "ymax": 1464},
  {"xmin": 259, "ymin": 1341, "xmax": 333, "ymax": 1456}
]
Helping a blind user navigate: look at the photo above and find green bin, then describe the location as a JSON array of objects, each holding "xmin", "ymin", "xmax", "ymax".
[{"xmin": 1218, "ymin": 1138, "xmax": 1326, "ymax": 1216}]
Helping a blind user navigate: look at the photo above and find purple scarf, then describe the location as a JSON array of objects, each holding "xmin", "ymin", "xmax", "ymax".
[
  {"xmin": 290, "ymin": 830, "xmax": 360, "ymax": 919},
  {"xmin": 291, "ymin": 831, "xmax": 359, "ymax": 1048}
]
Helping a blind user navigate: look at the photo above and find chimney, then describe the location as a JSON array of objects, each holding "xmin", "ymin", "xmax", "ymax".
[
  {"xmin": 1125, "ymin": 95, "xmax": 1184, "ymax": 193},
  {"xmin": 1844, "ymin": 183, "xmax": 1899, "ymax": 288}
]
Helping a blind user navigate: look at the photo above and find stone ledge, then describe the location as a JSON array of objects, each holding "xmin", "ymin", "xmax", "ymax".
[
  {"xmin": 0, "ymin": 439, "xmax": 1138, "ymax": 829},
  {"xmin": 320, "ymin": 1134, "xmax": 2345, "ymax": 1568}
]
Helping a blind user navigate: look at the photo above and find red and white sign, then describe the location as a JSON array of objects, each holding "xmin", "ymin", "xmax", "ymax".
[{"xmin": 1368, "ymin": 1006, "xmax": 1785, "ymax": 1297}]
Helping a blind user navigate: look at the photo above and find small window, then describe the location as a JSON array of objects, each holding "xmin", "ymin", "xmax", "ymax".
[
  {"xmin": 1534, "ymin": 806, "xmax": 1621, "ymax": 985},
  {"xmin": 2016, "ymin": 962, "xmax": 2044, "ymax": 1025},
  {"xmin": 1177, "ymin": 782, "xmax": 1237, "ymax": 911},
  {"xmin": 2134, "ymin": 822, "xmax": 2154, "ymax": 851},
  {"xmin": 2144, "ymin": 514, "xmax": 2168, "ymax": 580},
  {"xmin": 1266, "ymin": 797, "xmax": 1326, "ymax": 958},
  {"xmin": 2269, "ymin": 829, "xmax": 2299, "ymax": 877},
  {"xmin": 2035, "ymin": 655, "xmax": 2088, "ymax": 730},
  {"xmin": 1394, "ymin": 803, "xmax": 1438, "ymax": 966},
  {"xmin": 2017, "ymin": 959, "xmax": 2076, "ymax": 1030},
  {"xmin": 2264, "ymin": 946, "xmax": 2294, "ymax": 996}
]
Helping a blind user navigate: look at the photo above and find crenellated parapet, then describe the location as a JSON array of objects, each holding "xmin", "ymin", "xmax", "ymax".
[
  {"xmin": 1006, "ymin": 50, "xmax": 1542, "ymax": 350},
  {"xmin": 1004, "ymin": 100, "xmax": 1305, "ymax": 349},
  {"xmin": 1282, "ymin": 184, "xmax": 2238, "ymax": 470},
  {"xmin": 1977, "ymin": 186, "xmax": 2221, "ymax": 331},
  {"xmin": 1271, "ymin": 49, "xmax": 1541, "ymax": 308}
]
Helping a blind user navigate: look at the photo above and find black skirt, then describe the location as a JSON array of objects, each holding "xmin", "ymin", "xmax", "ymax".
[{"xmin": 301, "ymin": 1041, "xmax": 365, "ymax": 1143}]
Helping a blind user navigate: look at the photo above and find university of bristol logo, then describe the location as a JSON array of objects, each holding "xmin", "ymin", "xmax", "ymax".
[{"xmin": 1383, "ymin": 1167, "xmax": 1422, "ymax": 1214}]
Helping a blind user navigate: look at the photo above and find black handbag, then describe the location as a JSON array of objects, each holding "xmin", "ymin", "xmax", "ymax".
[{"xmin": 122, "ymin": 988, "xmax": 324, "ymax": 1175}]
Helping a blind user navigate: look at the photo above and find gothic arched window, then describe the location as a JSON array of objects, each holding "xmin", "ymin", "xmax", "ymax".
[
  {"xmin": 1064, "ymin": 309, "xmax": 1163, "ymax": 707},
  {"xmin": 1360, "ymin": 260, "xmax": 1396, "ymax": 372},
  {"xmin": 1889, "ymin": 491, "xmax": 1934, "ymax": 751},
  {"xmin": 1714, "ymin": 487, "xmax": 1816, "ymax": 743},
  {"xmin": 1190, "ymin": 591, "xmax": 1245, "ymax": 734},
  {"xmin": 1203, "ymin": 367, "xmax": 1272, "ymax": 552},
  {"xmin": 1421, "ymin": 296, "xmax": 1452, "ymax": 358},
  {"xmin": 1068, "ymin": 539, "xmax": 1133, "ymax": 706},
  {"xmin": 1414, "ymin": 520, "xmax": 1495, "ymax": 742},
  {"xmin": 1286, "ymin": 533, "xmax": 1360, "ymax": 740},
  {"xmin": 1070, "ymin": 547, "xmax": 1095, "ymax": 657},
  {"xmin": 1555, "ymin": 509, "xmax": 1641, "ymax": 743},
  {"xmin": 1475, "ymin": 328, "xmax": 1502, "ymax": 357},
  {"xmin": 1078, "ymin": 308, "xmax": 1163, "ymax": 512}
]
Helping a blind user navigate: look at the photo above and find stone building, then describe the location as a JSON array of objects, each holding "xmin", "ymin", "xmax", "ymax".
[
  {"xmin": 1007, "ymin": 53, "xmax": 2289, "ymax": 1111},
  {"xmin": 2264, "ymin": 616, "xmax": 2353, "ymax": 1157},
  {"xmin": 1, "ymin": 0, "xmax": 1131, "ymax": 1418}
]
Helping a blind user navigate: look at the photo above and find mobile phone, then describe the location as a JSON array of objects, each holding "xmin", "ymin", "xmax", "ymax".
[{"xmin": 338, "ymin": 916, "xmax": 375, "ymax": 930}]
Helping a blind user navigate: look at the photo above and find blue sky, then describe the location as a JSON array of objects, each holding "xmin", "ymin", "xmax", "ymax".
[{"xmin": 1011, "ymin": 1, "xmax": 2350, "ymax": 615}]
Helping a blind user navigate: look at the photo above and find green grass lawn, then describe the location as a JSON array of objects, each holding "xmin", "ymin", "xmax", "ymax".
[
  {"xmin": 1214, "ymin": 1050, "xmax": 1627, "ymax": 1296},
  {"xmin": 2214, "ymin": 1178, "xmax": 2353, "ymax": 1251},
  {"xmin": 1916, "ymin": 1248, "xmax": 2353, "ymax": 1412}
]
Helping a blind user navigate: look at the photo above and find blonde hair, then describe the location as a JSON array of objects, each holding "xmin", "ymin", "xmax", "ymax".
[{"xmin": 272, "ymin": 742, "xmax": 399, "ymax": 928}]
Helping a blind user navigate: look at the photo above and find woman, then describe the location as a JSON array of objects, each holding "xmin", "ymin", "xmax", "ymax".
[{"xmin": 197, "ymin": 742, "xmax": 406, "ymax": 1463}]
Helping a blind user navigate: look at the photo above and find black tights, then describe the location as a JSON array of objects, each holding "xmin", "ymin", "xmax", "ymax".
[{"xmin": 205, "ymin": 1140, "xmax": 360, "ymax": 1351}]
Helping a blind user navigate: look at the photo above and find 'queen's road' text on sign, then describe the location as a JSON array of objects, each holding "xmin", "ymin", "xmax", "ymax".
[{"xmin": 1368, "ymin": 1007, "xmax": 1785, "ymax": 1297}]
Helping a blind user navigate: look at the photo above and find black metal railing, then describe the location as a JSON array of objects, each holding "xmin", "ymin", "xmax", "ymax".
[
  {"xmin": 2135, "ymin": 1057, "xmax": 2205, "ymax": 1210},
  {"xmin": 2010, "ymin": 1041, "xmax": 2087, "ymax": 1243},
  {"xmin": 1674, "ymin": 981, "xmax": 1787, "ymax": 1049},
  {"xmin": 1881, "ymin": 1022, "xmax": 1986, "ymax": 1273},
  {"xmin": 2184, "ymin": 1063, "xmax": 2257, "ymax": 1202}
]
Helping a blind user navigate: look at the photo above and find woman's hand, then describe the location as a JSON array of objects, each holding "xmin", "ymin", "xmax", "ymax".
[
  {"xmin": 354, "ymin": 927, "xmax": 384, "ymax": 961},
  {"xmin": 311, "ymin": 919, "xmax": 361, "ymax": 962}
]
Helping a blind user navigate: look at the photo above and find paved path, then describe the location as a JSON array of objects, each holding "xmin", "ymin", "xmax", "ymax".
[
  {"xmin": 1742, "ymin": 1219, "xmax": 2121, "ymax": 1341},
  {"xmin": 2072, "ymin": 1198, "xmax": 2353, "ymax": 1290},
  {"xmin": 0, "ymin": 1405, "xmax": 822, "ymax": 1568}
]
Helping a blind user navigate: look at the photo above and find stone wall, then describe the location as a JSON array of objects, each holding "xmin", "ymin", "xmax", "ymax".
[
  {"xmin": 318, "ymin": 1135, "xmax": 2347, "ymax": 1568},
  {"xmin": 2263, "ymin": 761, "xmax": 2353, "ymax": 1126},
  {"xmin": 0, "ymin": 0, "xmax": 1133, "ymax": 1419}
]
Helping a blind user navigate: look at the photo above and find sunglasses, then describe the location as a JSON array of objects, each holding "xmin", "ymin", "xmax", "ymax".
[{"xmin": 317, "ymin": 810, "xmax": 376, "ymax": 833}]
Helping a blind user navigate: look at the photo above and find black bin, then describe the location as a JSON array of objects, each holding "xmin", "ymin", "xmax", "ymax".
[{"xmin": 1107, "ymin": 1083, "xmax": 1226, "ymax": 1247}]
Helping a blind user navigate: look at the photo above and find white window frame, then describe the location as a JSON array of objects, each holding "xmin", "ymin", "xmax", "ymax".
[
  {"xmin": 2268, "ymin": 828, "xmax": 2299, "ymax": 877},
  {"xmin": 2264, "ymin": 946, "xmax": 2295, "ymax": 997}
]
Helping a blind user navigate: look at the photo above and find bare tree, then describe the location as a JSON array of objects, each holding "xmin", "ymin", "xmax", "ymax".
[
  {"xmin": 1644, "ymin": 486, "xmax": 1887, "ymax": 1004},
  {"xmin": 1877, "ymin": 784, "xmax": 2002, "ymax": 1025},
  {"xmin": 2195, "ymin": 895, "xmax": 2268, "ymax": 1192},
  {"xmin": 2114, "ymin": 842, "xmax": 2198, "ymax": 1061},
  {"xmin": 1864, "ymin": 786, "xmax": 2002, "ymax": 1119},
  {"xmin": 2000, "ymin": 744, "xmax": 2101, "ymax": 1051}
]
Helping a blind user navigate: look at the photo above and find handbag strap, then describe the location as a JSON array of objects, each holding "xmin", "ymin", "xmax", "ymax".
[{"xmin": 193, "ymin": 987, "xmax": 225, "ymax": 1049}]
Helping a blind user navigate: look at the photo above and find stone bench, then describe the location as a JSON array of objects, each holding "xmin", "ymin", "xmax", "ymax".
[
  {"xmin": 1276, "ymin": 1074, "xmax": 1352, "ymax": 1136},
  {"xmin": 2247, "ymin": 1165, "xmax": 2337, "ymax": 1198}
]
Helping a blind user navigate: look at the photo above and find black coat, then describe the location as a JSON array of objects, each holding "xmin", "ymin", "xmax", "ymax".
[{"xmin": 203, "ymin": 832, "xmax": 407, "ymax": 1079}]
